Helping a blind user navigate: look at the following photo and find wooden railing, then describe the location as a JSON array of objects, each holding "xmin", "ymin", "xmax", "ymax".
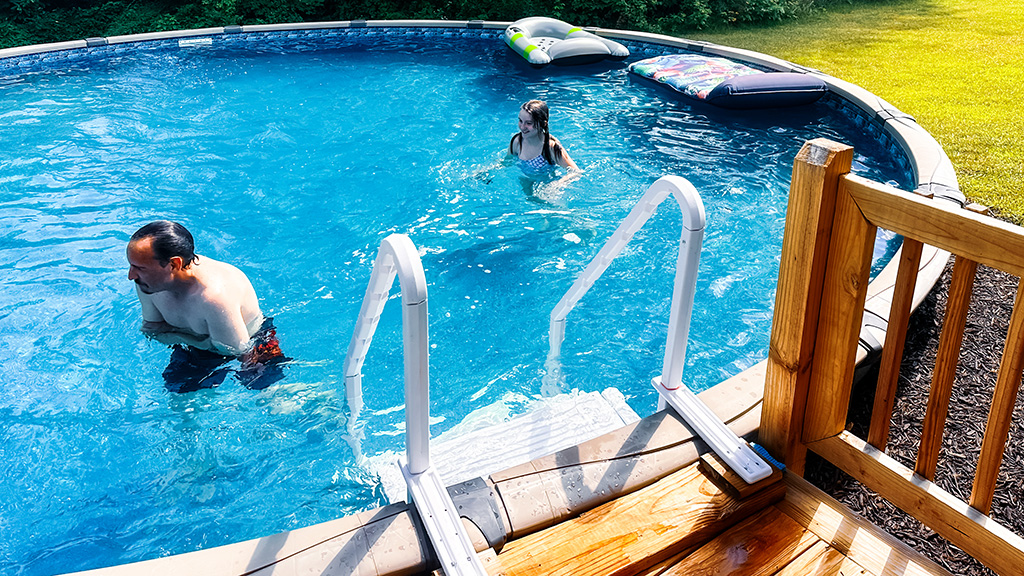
[{"xmin": 760, "ymin": 138, "xmax": 1024, "ymax": 575}]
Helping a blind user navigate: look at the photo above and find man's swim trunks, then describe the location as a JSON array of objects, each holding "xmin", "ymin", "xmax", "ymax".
[
  {"xmin": 242, "ymin": 319, "xmax": 285, "ymax": 365},
  {"xmin": 162, "ymin": 346, "xmax": 232, "ymax": 393},
  {"xmin": 236, "ymin": 318, "xmax": 289, "ymax": 390},
  {"xmin": 161, "ymin": 317, "xmax": 289, "ymax": 393}
]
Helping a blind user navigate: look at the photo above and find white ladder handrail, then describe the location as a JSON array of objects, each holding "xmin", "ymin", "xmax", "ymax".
[
  {"xmin": 546, "ymin": 175, "xmax": 772, "ymax": 484},
  {"xmin": 546, "ymin": 175, "xmax": 705, "ymax": 388},
  {"xmin": 343, "ymin": 233, "xmax": 430, "ymax": 472},
  {"xmin": 343, "ymin": 233, "xmax": 486, "ymax": 575}
]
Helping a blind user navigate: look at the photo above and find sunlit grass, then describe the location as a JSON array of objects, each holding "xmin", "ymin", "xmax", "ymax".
[{"xmin": 687, "ymin": 0, "xmax": 1024, "ymax": 221}]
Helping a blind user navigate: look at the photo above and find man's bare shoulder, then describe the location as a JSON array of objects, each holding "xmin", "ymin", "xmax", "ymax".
[
  {"xmin": 190, "ymin": 256, "xmax": 263, "ymax": 336},
  {"xmin": 195, "ymin": 255, "xmax": 242, "ymax": 275},
  {"xmin": 193, "ymin": 257, "xmax": 254, "ymax": 294}
]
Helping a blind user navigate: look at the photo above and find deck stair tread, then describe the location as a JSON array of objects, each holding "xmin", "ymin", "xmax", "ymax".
[
  {"xmin": 480, "ymin": 458, "xmax": 954, "ymax": 576},
  {"xmin": 657, "ymin": 506, "xmax": 819, "ymax": 575},
  {"xmin": 374, "ymin": 388, "xmax": 640, "ymax": 502},
  {"xmin": 481, "ymin": 460, "xmax": 786, "ymax": 576}
]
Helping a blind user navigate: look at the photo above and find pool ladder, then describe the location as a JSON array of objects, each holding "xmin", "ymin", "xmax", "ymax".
[
  {"xmin": 545, "ymin": 175, "xmax": 771, "ymax": 484},
  {"xmin": 341, "ymin": 176, "xmax": 771, "ymax": 575},
  {"xmin": 342, "ymin": 234, "xmax": 487, "ymax": 576}
]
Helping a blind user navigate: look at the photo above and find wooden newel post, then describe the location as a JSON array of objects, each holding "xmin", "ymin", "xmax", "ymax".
[{"xmin": 760, "ymin": 138, "xmax": 853, "ymax": 475}]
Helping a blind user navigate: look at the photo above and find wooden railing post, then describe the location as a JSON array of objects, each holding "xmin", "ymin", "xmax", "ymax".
[
  {"xmin": 802, "ymin": 168, "xmax": 878, "ymax": 444},
  {"xmin": 785, "ymin": 169, "xmax": 1024, "ymax": 575},
  {"xmin": 761, "ymin": 139, "xmax": 853, "ymax": 475}
]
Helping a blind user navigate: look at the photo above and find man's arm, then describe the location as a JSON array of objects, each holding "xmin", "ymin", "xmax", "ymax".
[{"xmin": 204, "ymin": 299, "xmax": 255, "ymax": 357}]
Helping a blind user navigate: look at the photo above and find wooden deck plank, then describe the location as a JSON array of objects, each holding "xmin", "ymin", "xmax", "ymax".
[
  {"xmin": 483, "ymin": 453, "xmax": 953, "ymax": 576},
  {"xmin": 773, "ymin": 540, "xmax": 854, "ymax": 576},
  {"xmin": 485, "ymin": 461, "xmax": 785, "ymax": 576},
  {"xmin": 698, "ymin": 451, "xmax": 784, "ymax": 500},
  {"xmin": 777, "ymin": 465, "xmax": 954, "ymax": 576},
  {"xmin": 628, "ymin": 546, "xmax": 699, "ymax": 576},
  {"xmin": 657, "ymin": 505, "xmax": 817, "ymax": 575}
]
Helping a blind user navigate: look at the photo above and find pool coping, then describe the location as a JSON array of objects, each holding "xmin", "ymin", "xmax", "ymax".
[{"xmin": 3, "ymin": 19, "xmax": 961, "ymax": 576}]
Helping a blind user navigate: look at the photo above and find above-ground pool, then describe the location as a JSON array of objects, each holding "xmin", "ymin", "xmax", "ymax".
[{"xmin": 0, "ymin": 26, "xmax": 912, "ymax": 575}]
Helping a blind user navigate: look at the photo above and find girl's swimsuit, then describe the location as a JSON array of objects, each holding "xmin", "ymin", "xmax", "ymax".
[{"xmin": 519, "ymin": 153, "xmax": 552, "ymax": 176}]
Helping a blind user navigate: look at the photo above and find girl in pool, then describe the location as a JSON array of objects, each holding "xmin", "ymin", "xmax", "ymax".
[{"xmin": 509, "ymin": 99, "xmax": 580, "ymax": 174}]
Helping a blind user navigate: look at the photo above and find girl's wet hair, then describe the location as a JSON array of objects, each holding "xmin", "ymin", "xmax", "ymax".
[
  {"xmin": 521, "ymin": 99, "xmax": 556, "ymax": 165},
  {"xmin": 131, "ymin": 220, "xmax": 199, "ymax": 268}
]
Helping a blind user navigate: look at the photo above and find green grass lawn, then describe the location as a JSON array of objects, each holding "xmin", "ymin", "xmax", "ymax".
[{"xmin": 689, "ymin": 0, "xmax": 1024, "ymax": 221}]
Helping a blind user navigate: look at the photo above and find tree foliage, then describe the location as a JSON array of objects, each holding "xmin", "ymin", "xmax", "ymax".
[{"xmin": 0, "ymin": 0, "xmax": 804, "ymax": 49}]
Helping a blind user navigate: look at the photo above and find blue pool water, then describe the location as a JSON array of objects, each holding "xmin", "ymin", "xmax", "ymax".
[{"xmin": 0, "ymin": 30, "xmax": 909, "ymax": 574}]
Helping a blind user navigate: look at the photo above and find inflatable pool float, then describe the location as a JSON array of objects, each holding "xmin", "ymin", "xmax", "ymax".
[
  {"xmin": 628, "ymin": 54, "xmax": 827, "ymax": 109},
  {"xmin": 504, "ymin": 17, "xmax": 629, "ymax": 67}
]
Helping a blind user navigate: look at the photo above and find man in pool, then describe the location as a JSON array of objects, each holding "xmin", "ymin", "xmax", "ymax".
[{"xmin": 126, "ymin": 220, "xmax": 286, "ymax": 391}]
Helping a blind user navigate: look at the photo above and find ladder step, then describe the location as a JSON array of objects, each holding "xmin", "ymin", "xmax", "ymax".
[{"xmin": 373, "ymin": 388, "xmax": 640, "ymax": 502}]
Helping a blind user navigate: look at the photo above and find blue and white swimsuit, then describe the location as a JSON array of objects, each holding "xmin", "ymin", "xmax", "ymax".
[{"xmin": 518, "ymin": 153, "xmax": 553, "ymax": 176}]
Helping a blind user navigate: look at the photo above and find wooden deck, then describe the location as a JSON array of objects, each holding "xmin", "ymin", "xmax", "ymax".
[{"xmin": 478, "ymin": 457, "xmax": 951, "ymax": 576}]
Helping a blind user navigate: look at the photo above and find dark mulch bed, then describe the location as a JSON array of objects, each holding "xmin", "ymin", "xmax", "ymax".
[{"xmin": 805, "ymin": 260, "xmax": 1024, "ymax": 575}]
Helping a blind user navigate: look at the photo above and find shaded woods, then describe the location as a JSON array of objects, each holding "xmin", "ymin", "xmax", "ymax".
[{"xmin": 1, "ymin": 0, "xmax": 809, "ymax": 49}]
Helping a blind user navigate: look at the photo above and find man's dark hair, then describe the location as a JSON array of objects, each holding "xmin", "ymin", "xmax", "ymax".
[{"xmin": 130, "ymin": 220, "xmax": 198, "ymax": 267}]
